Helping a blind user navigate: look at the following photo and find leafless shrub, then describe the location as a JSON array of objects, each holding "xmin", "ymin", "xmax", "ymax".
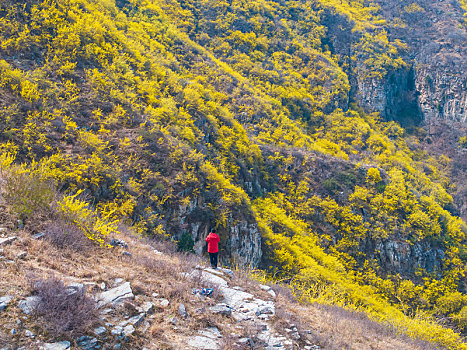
[
  {"xmin": 161, "ymin": 279, "xmax": 192, "ymax": 302},
  {"xmin": 270, "ymin": 282, "xmax": 297, "ymax": 303},
  {"xmin": 30, "ymin": 276, "xmax": 98, "ymax": 337},
  {"xmin": 147, "ymin": 237, "xmax": 178, "ymax": 255},
  {"xmin": 230, "ymin": 268, "xmax": 259, "ymax": 291},
  {"xmin": 136, "ymin": 255, "xmax": 173, "ymax": 279},
  {"xmin": 44, "ymin": 221, "xmax": 94, "ymax": 252},
  {"xmin": 177, "ymin": 252, "xmax": 202, "ymax": 270}
]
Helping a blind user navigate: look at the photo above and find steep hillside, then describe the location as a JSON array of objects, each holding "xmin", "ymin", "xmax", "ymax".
[
  {"xmin": 0, "ymin": 0, "xmax": 466, "ymax": 348},
  {"xmin": 0, "ymin": 196, "xmax": 440, "ymax": 350}
]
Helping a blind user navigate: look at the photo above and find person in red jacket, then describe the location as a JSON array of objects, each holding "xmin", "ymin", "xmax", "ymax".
[{"xmin": 205, "ymin": 228, "xmax": 220, "ymax": 269}]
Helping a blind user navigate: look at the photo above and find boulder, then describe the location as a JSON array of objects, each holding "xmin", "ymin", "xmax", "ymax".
[
  {"xmin": 219, "ymin": 286, "xmax": 254, "ymax": 308},
  {"xmin": 76, "ymin": 336, "xmax": 99, "ymax": 350},
  {"xmin": 203, "ymin": 268, "xmax": 225, "ymax": 277},
  {"xmin": 0, "ymin": 295, "xmax": 13, "ymax": 311},
  {"xmin": 0, "ymin": 236, "xmax": 17, "ymax": 246},
  {"xmin": 209, "ymin": 303, "xmax": 232, "ymax": 316},
  {"xmin": 190, "ymin": 270, "xmax": 228, "ymax": 288},
  {"xmin": 123, "ymin": 324, "xmax": 135, "ymax": 336},
  {"xmin": 93, "ymin": 326, "xmax": 106, "ymax": 336},
  {"xmin": 18, "ymin": 296, "xmax": 41, "ymax": 314},
  {"xmin": 178, "ymin": 303, "xmax": 187, "ymax": 318},
  {"xmin": 139, "ymin": 301, "xmax": 154, "ymax": 314},
  {"xmin": 187, "ymin": 336, "xmax": 219, "ymax": 350},
  {"xmin": 198, "ymin": 327, "xmax": 222, "ymax": 339},
  {"xmin": 96, "ymin": 282, "xmax": 134, "ymax": 308},
  {"xmin": 42, "ymin": 341, "xmax": 71, "ymax": 350},
  {"xmin": 128, "ymin": 313, "xmax": 145, "ymax": 327}
]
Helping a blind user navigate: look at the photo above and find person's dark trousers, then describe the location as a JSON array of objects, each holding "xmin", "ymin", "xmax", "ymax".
[{"xmin": 209, "ymin": 252, "xmax": 218, "ymax": 269}]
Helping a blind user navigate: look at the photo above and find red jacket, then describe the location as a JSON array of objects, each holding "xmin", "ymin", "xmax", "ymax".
[{"xmin": 205, "ymin": 232, "xmax": 220, "ymax": 253}]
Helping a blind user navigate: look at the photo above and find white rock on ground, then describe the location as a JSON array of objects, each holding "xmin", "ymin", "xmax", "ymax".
[
  {"xmin": 66, "ymin": 282, "xmax": 85, "ymax": 296},
  {"xmin": 178, "ymin": 303, "xmax": 187, "ymax": 318},
  {"xmin": 114, "ymin": 278, "xmax": 124, "ymax": 286},
  {"xmin": 219, "ymin": 286, "xmax": 254, "ymax": 308},
  {"xmin": 139, "ymin": 301, "xmax": 154, "ymax": 314},
  {"xmin": 203, "ymin": 268, "xmax": 225, "ymax": 278},
  {"xmin": 42, "ymin": 341, "xmax": 71, "ymax": 350},
  {"xmin": 191, "ymin": 267, "xmax": 297, "ymax": 350},
  {"xmin": 187, "ymin": 336, "xmax": 219, "ymax": 350},
  {"xmin": 159, "ymin": 298, "xmax": 170, "ymax": 308},
  {"xmin": 209, "ymin": 303, "xmax": 232, "ymax": 316},
  {"xmin": 0, "ymin": 295, "xmax": 12, "ymax": 311},
  {"xmin": 123, "ymin": 324, "xmax": 135, "ymax": 336},
  {"xmin": 190, "ymin": 269, "xmax": 228, "ymax": 288},
  {"xmin": 18, "ymin": 296, "xmax": 41, "ymax": 315},
  {"xmin": 93, "ymin": 326, "xmax": 106, "ymax": 336},
  {"xmin": 111, "ymin": 326, "xmax": 123, "ymax": 336},
  {"xmin": 128, "ymin": 313, "xmax": 145, "ymax": 327},
  {"xmin": 198, "ymin": 327, "xmax": 222, "ymax": 339},
  {"xmin": 0, "ymin": 236, "xmax": 17, "ymax": 246},
  {"xmin": 96, "ymin": 282, "xmax": 134, "ymax": 308},
  {"xmin": 259, "ymin": 284, "xmax": 277, "ymax": 298}
]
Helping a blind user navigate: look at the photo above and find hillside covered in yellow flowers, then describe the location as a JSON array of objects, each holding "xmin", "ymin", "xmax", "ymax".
[{"xmin": 0, "ymin": 0, "xmax": 466, "ymax": 348}]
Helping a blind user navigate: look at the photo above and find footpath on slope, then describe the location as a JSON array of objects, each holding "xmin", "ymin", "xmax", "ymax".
[
  {"xmin": 0, "ymin": 226, "xmax": 320, "ymax": 350},
  {"xmin": 0, "ymin": 225, "xmax": 444, "ymax": 350}
]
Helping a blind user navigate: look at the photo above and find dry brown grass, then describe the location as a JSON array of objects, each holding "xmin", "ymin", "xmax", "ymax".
[
  {"xmin": 271, "ymin": 293, "xmax": 443, "ymax": 350},
  {"xmin": 0, "ymin": 202, "xmax": 447, "ymax": 350},
  {"xmin": 0, "ymin": 221, "xmax": 243, "ymax": 348}
]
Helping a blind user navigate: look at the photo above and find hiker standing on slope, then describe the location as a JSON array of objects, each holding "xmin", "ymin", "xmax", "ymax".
[{"xmin": 206, "ymin": 228, "xmax": 220, "ymax": 269}]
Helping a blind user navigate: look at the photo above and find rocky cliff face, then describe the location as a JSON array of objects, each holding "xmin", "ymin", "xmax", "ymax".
[
  {"xmin": 323, "ymin": 1, "xmax": 467, "ymax": 224},
  {"xmin": 356, "ymin": 68, "xmax": 423, "ymax": 126},
  {"xmin": 365, "ymin": 238, "xmax": 445, "ymax": 277},
  {"xmin": 324, "ymin": 0, "xmax": 467, "ymax": 126},
  {"xmin": 375, "ymin": 0, "xmax": 467, "ymax": 126}
]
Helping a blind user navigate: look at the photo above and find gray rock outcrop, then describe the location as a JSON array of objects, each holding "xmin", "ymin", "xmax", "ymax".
[
  {"xmin": 42, "ymin": 341, "xmax": 71, "ymax": 350},
  {"xmin": 188, "ymin": 336, "xmax": 219, "ymax": 350},
  {"xmin": 96, "ymin": 282, "xmax": 134, "ymax": 308},
  {"xmin": 18, "ymin": 296, "xmax": 41, "ymax": 315},
  {"xmin": 0, "ymin": 295, "xmax": 12, "ymax": 311}
]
